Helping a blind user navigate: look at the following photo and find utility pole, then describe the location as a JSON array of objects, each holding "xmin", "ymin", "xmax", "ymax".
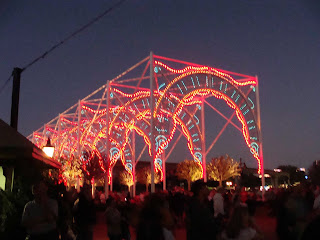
[
  {"xmin": 5, "ymin": 68, "xmax": 22, "ymax": 191},
  {"xmin": 10, "ymin": 68, "xmax": 22, "ymax": 129}
]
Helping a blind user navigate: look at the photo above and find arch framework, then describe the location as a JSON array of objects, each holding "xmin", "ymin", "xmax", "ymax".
[{"xmin": 29, "ymin": 53, "xmax": 265, "ymax": 195}]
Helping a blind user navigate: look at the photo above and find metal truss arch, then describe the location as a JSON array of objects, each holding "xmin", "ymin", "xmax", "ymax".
[{"xmin": 28, "ymin": 54, "xmax": 264, "ymax": 191}]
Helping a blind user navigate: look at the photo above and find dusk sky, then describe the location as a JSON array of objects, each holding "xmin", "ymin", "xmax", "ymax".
[{"xmin": 1, "ymin": 0, "xmax": 319, "ymax": 170}]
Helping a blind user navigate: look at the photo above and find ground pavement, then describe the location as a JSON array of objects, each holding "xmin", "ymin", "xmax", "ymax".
[{"xmin": 254, "ymin": 205, "xmax": 278, "ymax": 240}]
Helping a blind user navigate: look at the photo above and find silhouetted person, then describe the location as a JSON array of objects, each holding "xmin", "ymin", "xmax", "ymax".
[
  {"xmin": 136, "ymin": 193, "xmax": 175, "ymax": 240},
  {"xmin": 105, "ymin": 198, "xmax": 122, "ymax": 240},
  {"xmin": 186, "ymin": 180, "xmax": 217, "ymax": 240},
  {"xmin": 221, "ymin": 205, "xmax": 263, "ymax": 240},
  {"xmin": 73, "ymin": 185, "xmax": 95, "ymax": 240},
  {"xmin": 21, "ymin": 180, "xmax": 59, "ymax": 240},
  {"xmin": 59, "ymin": 191, "xmax": 76, "ymax": 240},
  {"xmin": 246, "ymin": 191, "xmax": 258, "ymax": 217},
  {"xmin": 171, "ymin": 191, "xmax": 185, "ymax": 226},
  {"xmin": 301, "ymin": 214, "xmax": 320, "ymax": 240}
]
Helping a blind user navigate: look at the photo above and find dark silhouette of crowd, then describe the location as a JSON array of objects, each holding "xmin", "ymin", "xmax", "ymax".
[{"xmin": 20, "ymin": 178, "xmax": 320, "ymax": 240}]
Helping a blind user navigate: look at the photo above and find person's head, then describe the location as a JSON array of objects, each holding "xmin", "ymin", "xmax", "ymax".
[
  {"xmin": 32, "ymin": 180, "xmax": 48, "ymax": 201},
  {"xmin": 191, "ymin": 180, "xmax": 208, "ymax": 202},
  {"xmin": 107, "ymin": 197, "xmax": 117, "ymax": 208},
  {"xmin": 226, "ymin": 205, "xmax": 250, "ymax": 238},
  {"xmin": 80, "ymin": 183, "xmax": 92, "ymax": 200},
  {"xmin": 209, "ymin": 189, "xmax": 216, "ymax": 197},
  {"xmin": 216, "ymin": 186, "xmax": 224, "ymax": 194}
]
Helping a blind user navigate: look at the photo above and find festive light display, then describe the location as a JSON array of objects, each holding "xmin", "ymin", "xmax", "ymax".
[
  {"xmin": 153, "ymin": 62, "xmax": 262, "ymax": 173},
  {"xmin": 29, "ymin": 55, "xmax": 263, "ymax": 188}
]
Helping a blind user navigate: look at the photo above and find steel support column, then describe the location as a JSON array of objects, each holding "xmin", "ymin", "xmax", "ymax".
[
  {"xmin": 163, "ymin": 150, "xmax": 166, "ymax": 190},
  {"xmin": 255, "ymin": 76, "xmax": 265, "ymax": 200},
  {"xmin": 150, "ymin": 52, "xmax": 155, "ymax": 193},
  {"xmin": 77, "ymin": 101, "xmax": 81, "ymax": 193},
  {"xmin": 201, "ymin": 100, "xmax": 207, "ymax": 182},
  {"xmin": 105, "ymin": 81, "xmax": 110, "ymax": 198},
  {"xmin": 132, "ymin": 130, "xmax": 136, "ymax": 197}
]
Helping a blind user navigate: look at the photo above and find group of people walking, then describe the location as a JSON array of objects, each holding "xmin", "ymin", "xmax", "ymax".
[{"xmin": 21, "ymin": 179, "xmax": 320, "ymax": 240}]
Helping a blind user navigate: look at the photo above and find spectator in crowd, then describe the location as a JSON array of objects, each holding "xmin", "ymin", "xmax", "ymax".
[
  {"xmin": 136, "ymin": 193, "xmax": 175, "ymax": 240},
  {"xmin": 221, "ymin": 204, "xmax": 263, "ymax": 240},
  {"xmin": 301, "ymin": 214, "xmax": 320, "ymax": 239},
  {"xmin": 207, "ymin": 189, "xmax": 216, "ymax": 216},
  {"xmin": 73, "ymin": 184, "xmax": 95, "ymax": 240},
  {"xmin": 213, "ymin": 187, "xmax": 225, "ymax": 233},
  {"xmin": 105, "ymin": 198, "xmax": 122, "ymax": 240},
  {"xmin": 246, "ymin": 190, "xmax": 258, "ymax": 217},
  {"xmin": 313, "ymin": 185, "xmax": 320, "ymax": 212},
  {"xmin": 100, "ymin": 190, "xmax": 106, "ymax": 205},
  {"xmin": 186, "ymin": 180, "xmax": 217, "ymax": 240},
  {"xmin": 22, "ymin": 179, "xmax": 59, "ymax": 240},
  {"xmin": 58, "ymin": 190, "xmax": 76, "ymax": 240},
  {"xmin": 213, "ymin": 187, "xmax": 225, "ymax": 218},
  {"xmin": 239, "ymin": 187, "xmax": 248, "ymax": 204}
]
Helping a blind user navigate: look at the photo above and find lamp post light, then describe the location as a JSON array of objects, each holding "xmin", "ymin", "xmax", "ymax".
[
  {"xmin": 226, "ymin": 181, "xmax": 233, "ymax": 187},
  {"xmin": 42, "ymin": 138, "xmax": 55, "ymax": 158}
]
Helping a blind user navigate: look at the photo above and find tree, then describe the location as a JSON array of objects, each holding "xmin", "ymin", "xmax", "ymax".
[
  {"xmin": 207, "ymin": 155, "xmax": 241, "ymax": 187},
  {"xmin": 176, "ymin": 160, "xmax": 202, "ymax": 191},
  {"xmin": 61, "ymin": 157, "xmax": 83, "ymax": 187},
  {"xmin": 80, "ymin": 151, "xmax": 104, "ymax": 181},
  {"xmin": 136, "ymin": 167, "xmax": 160, "ymax": 192},
  {"xmin": 120, "ymin": 171, "xmax": 134, "ymax": 191},
  {"xmin": 277, "ymin": 165, "xmax": 305, "ymax": 184},
  {"xmin": 241, "ymin": 173, "xmax": 261, "ymax": 188}
]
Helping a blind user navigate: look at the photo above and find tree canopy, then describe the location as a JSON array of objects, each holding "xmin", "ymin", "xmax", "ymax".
[
  {"xmin": 176, "ymin": 160, "xmax": 202, "ymax": 190},
  {"xmin": 277, "ymin": 165, "xmax": 305, "ymax": 184},
  {"xmin": 120, "ymin": 171, "xmax": 134, "ymax": 189},
  {"xmin": 136, "ymin": 166, "xmax": 160, "ymax": 191},
  {"xmin": 207, "ymin": 155, "xmax": 241, "ymax": 187}
]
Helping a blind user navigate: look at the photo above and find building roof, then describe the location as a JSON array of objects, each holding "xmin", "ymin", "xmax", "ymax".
[{"xmin": 0, "ymin": 119, "xmax": 61, "ymax": 169}]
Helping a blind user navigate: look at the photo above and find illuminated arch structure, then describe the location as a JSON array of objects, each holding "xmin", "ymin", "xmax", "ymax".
[{"xmin": 29, "ymin": 54, "xmax": 264, "ymax": 192}]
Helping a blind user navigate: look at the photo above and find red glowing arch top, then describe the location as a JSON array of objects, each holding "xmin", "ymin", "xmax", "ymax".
[{"xmin": 153, "ymin": 61, "xmax": 262, "ymax": 173}]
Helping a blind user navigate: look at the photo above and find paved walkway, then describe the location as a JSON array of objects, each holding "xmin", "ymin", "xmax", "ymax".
[
  {"xmin": 93, "ymin": 212, "xmax": 108, "ymax": 240},
  {"xmin": 254, "ymin": 206, "xmax": 278, "ymax": 240}
]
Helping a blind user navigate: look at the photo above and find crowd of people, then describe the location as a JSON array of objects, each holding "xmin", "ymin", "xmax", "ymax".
[{"xmin": 21, "ymin": 179, "xmax": 320, "ymax": 240}]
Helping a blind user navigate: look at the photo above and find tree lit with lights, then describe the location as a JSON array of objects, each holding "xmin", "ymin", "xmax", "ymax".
[
  {"xmin": 207, "ymin": 155, "xmax": 241, "ymax": 187},
  {"xmin": 61, "ymin": 157, "xmax": 83, "ymax": 187},
  {"xmin": 176, "ymin": 160, "xmax": 202, "ymax": 191},
  {"xmin": 120, "ymin": 171, "xmax": 134, "ymax": 191},
  {"xmin": 137, "ymin": 167, "xmax": 160, "ymax": 192}
]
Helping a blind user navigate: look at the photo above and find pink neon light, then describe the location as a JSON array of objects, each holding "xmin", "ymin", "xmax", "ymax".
[
  {"xmin": 170, "ymin": 89, "xmax": 262, "ymax": 173},
  {"xmin": 52, "ymin": 64, "xmax": 261, "ymax": 182},
  {"xmin": 61, "ymin": 117, "xmax": 78, "ymax": 126},
  {"xmin": 113, "ymin": 88, "xmax": 151, "ymax": 98},
  {"xmin": 152, "ymin": 64, "xmax": 262, "ymax": 173},
  {"xmin": 155, "ymin": 61, "xmax": 257, "ymax": 86},
  {"xmin": 45, "ymin": 126, "xmax": 58, "ymax": 134}
]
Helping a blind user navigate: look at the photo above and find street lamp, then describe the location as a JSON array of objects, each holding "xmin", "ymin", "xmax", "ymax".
[
  {"xmin": 42, "ymin": 138, "xmax": 55, "ymax": 158},
  {"xmin": 226, "ymin": 181, "xmax": 233, "ymax": 187}
]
